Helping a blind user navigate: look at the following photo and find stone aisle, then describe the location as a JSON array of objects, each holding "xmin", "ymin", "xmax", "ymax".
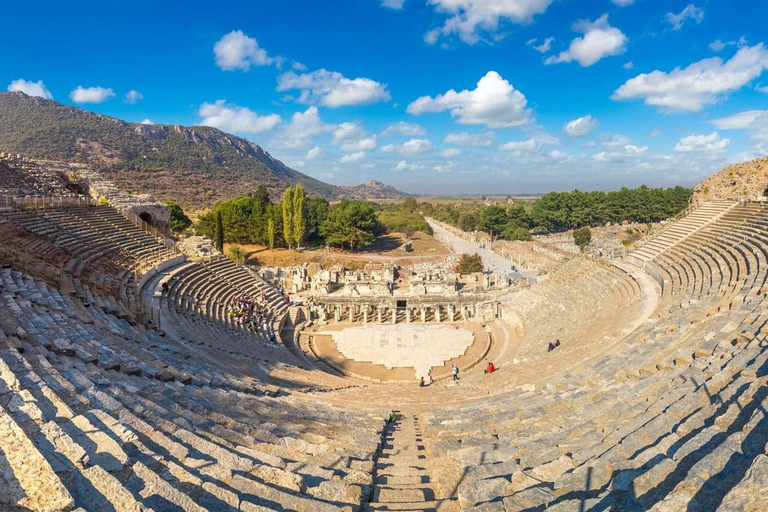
[{"xmin": 368, "ymin": 413, "xmax": 455, "ymax": 511}]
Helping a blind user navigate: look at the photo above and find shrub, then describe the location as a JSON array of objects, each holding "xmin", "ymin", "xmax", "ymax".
[
  {"xmin": 573, "ymin": 227, "xmax": 592, "ymax": 251},
  {"xmin": 454, "ymin": 253, "xmax": 484, "ymax": 274},
  {"xmin": 227, "ymin": 245, "xmax": 248, "ymax": 265}
]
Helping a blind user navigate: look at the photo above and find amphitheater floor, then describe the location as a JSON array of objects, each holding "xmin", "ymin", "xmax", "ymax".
[{"xmin": 310, "ymin": 322, "xmax": 490, "ymax": 383}]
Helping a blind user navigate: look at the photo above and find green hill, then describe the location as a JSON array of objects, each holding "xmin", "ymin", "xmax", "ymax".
[{"xmin": 0, "ymin": 91, "xmax": 344, "ymax": 208}]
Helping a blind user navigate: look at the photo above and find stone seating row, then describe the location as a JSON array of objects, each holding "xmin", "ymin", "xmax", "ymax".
[{"xmin": 0, "ymin": 266, "xmax": 388, "ymax": 510}]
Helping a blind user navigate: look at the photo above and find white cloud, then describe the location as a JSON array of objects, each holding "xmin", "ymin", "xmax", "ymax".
[
  {"xmin": 407, "ymin": 71, "xmax": 532, "ymax": 128},
  {"xmin": 443, "ymin": 131, "xmax": 496, "ymax": 147},
  {"xmin": 499, "ymin": 138, "xmax": 539, "ymax": 151},
  {"xmin": 332, "ymin": 122, "xmax": 377, "ymax": 152},
  {"xmin": 381, "ymin": 121, "xmax": 427, "ymax": 137},
  {"xmin": 674, "ymin": 132, "xmax": 730, "ymax": 152},
  {"xmin": 277, "ymin": 69, "xmax": 390, "ymax": 107},
  {"xmin": 275, "ymin": 106, "xmax": 333, "ymax": 149},
  {"xmin": 214, "ymin": 30, "xmax": 273, "ymax": 71},
  {"xmin": 601, "ymin": 134, "xmax": 632, "ymax": 146},
  {"xmin": 393, "ymin": 160, "xmax": 426, "ymax": 172},
  {"xmin": 757, "ymin": 84, "xmax": 768, "ymax": 93},
  {"xmin": 564, "ymin": 115, "xmax": 598, "ymax": 137},
  {"xmin": 527, "ymin": 37, "xmax": 554, "ymax": 53},
  {"xmin": 708, "ymin": 110, "xmax": 768, "ymax": 130},
  {"xmin": 198, "ymin": 100, "xmax": 281, "ymax": 134},
  {"xmin": 545, "ymin": 14, "xmax": 627, "ymax": 67},
  {"xmin": 7, "ymin": 78, "xmax": 53, "ymax": 99},
  {"xmin": 125, "ymin": 90, "xmax": 143, "ymax": 104},
  {"xmin": 441, "ymin": 148, "xmax": 462, "ymax": 157},
  {"xmin": 665, "ymin": 4, "xmax": 704, "ymax": 31},
  {"xmin": 750, "ymin": 113, "xmax": 768, "ymax": 152},
  {"xmin": 611, "ymin": 0, "xmax": 634, "ymax": 6},
  {"xmin": 341, "ymin": 151, "xmax": 367, "ymax": 163},
  {"xmin": 709, "ymin": 39, "xmax": 735, "ymax": 52},
  {"xmin": 650, "ymin": 128, "xmax": 662, "ymax": 137},
  {"xmin": 613, "ymin": 44, "xmax": 768, "ymax": 112},
  {"xmin": 425, "ymin": 0, "xmax": 553, "ymax": 45},
  {"xmin": 140, "ymin": 119, "xmax": 154, "ymax": 125},
  {"xmin": 306, "ymin": 146, "xmax": 323, "ymax": 160},
  {"xmin": 623, "ymin": 61, "xmax": 634, "ymax": 70},
  {"xmin": 382, "ymin": 0, "xmax": 405, "ymax": 8},
  {"xmin": 382, "ymin": 138, "xmax": 434, "ymax": 155},
  {"xmin": 69, "ymin": 86, "xmax": 115, "ymax": 104},
  {"xmin": 593, "ymin": 144, "xmax": 648, "ymax": 162}
]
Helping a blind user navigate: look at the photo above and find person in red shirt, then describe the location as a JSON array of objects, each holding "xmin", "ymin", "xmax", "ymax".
[{"xmin": 484, "ymin": 361, "xmax": 496, "ymax": 374}]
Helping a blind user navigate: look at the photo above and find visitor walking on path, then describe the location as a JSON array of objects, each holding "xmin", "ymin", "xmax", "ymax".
[{"xmin": 452, "ymin": 364, "xmax": 460, "ymax": 382}]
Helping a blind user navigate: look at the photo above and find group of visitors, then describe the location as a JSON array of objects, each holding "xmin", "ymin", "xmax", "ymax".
[{"xmin": 227, "ymin": 296, "xmax": 275, "ymax": 341}]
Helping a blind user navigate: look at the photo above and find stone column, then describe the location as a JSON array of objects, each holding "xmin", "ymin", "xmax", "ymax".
[
  {"xmin": 449, "ymin": 305, "xmax": 455, "ymax": 322},
  {"xmin": 436, "ymin": 306, "xmax": 441, "ymax": 323},
  {"xmin": 406, "ymin": 308, "xmax": 411, "ymax": 323},
  {"xmin": 421, "ymin": 308, "xmax": 426, "ymax": 323},
  {"xmin": 334, "ymin": 308, "xmax": 341, "ymax": 322},
  {"xmin": 348, "ymin": 307, "xmax": 354, "ymax": 322},
  {"xmin": 363, "ymin": 308, "xmax": 368, "ymax": 323},
  {"xmin": 378, "ymin": 308, "xmax": 383, "ymax": 323},
  {"xmin": 391, "ymin": 308, "xmax": 396, "ymax": 324}
]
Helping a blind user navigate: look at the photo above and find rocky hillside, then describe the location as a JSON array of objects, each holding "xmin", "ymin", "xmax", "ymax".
[
  {"xmin": 691, "ymin": 156, "xmax": 768, "ymax": 205},
  {"xmin": 337, "ymin": 180, "xmax": 410, "ymax": 200},
  {"xmin": 0, "ymin": 92, "xmax": 349, "ymax": 207}
]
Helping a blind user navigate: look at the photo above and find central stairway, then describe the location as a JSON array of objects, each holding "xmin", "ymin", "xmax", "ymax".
[{"xmin": 369, "ymin": 413, "xmax": 455, "ymax": 511}]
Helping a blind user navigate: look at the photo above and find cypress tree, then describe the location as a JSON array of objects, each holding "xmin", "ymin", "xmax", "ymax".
[
  {"xmin": 267, "ymin": 217, "xmax": 275, "ymax": 250},
  {"xmin": 282, "ymin": 186, "xmax": 293, "ymax": 249},
  {"xmin": 292, "ymin": 183, "xmax": 306, "ymax": 249},
  {"xmin": 215, "ymin": 210, "xmax": 224, "ymax": 253}
]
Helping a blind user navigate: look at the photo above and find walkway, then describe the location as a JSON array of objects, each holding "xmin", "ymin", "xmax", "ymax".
[{"xmin": 427, "ymin": 218, "xmax": 533, "ymax": 280}]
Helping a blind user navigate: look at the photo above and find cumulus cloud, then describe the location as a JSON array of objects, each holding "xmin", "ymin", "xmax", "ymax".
[
  {"xmin": 274, "ymin": 106, "xmax": 333, "ymax": 149},
  {"xmin": 750, "ymin": 113, "xmax": 768, "ymax": 152},
  {"xmin": 380, "ymin": 121, "xmax": 427, "ymax": 137},
  {"xmin": 69, "ymin": 86, "xmax": 115, "ymax": 104},
  {"xmin": 593, "ymin": 144, "xmax": 648, "ymax": 162},
  {"xmin": 527, "ymin": 37, "xmax": 554, "ymax": 53},
  {"xmin": 198, "ymin": 100, "xmax": 281, "ymax": 134},
  {"xmin": 341, "ymin": 151, "xmax": 367, "ymax": 163},
  {"xmin": 665, "ymin": 4, "xmax": 704, "ymax": 31},
  {"xmin": 613, "ymin": 44, "xmax": 768, "ymax": 112},
  {"xmin": 499, "ymin": 138, "xmax": 539, "ymax": 151},
  {"xmin": 140, "ymin": 119, "xmax": 154, "ymax": 125},
  {"xmin": 441, "ymin": 148, "xmax": 462, "ymax": 157},
  {"xmin": 332, "ymin": 122, "xmax": 377, "ymax": 152},
  {"xmin": 708, "ymin": 110, "xmax": 768, "ymax": 130},
  {"xmin": 674, "ymin": 132, "xmax": 730, "ymax": 152},
  {"xmin": 125, "ymin": 90, "xmax": 143, "ymax": 104},
  {"xmin": 306, "ymin": 146, "xmax": 323, "ymax": 160},
  {"xmin": 425, "ymin": 0, "xmax": 553, "ymax": 45},
  {"xmin": 709, "ymin": 39, "xmax": 735, "ymax": 52},
  {"xmin": 601, "ymin": 134, "xmax": 632, "ymax": 146},
  {"xmin": 545, "ymin": 14, "xmax": 627, "ymax": 67},
  {"xmin": 214, "ymin": 30, "xmax": 273, "ymax": 71},
  {"xmin": 443, "ymin": 131, "xmax": 496, "ymax": 147},
  {"xmin": 7, "ymin": 78, "xmax": 53, "ymax": 99},
  {"xmin": 407, "ymin": 71, "xmax": 532, "ymax": 128},
  {"xmin": 277, "ymin": 69, "xmax": 390, "ymax": 108},
  {"xmin": 381, "ymin": 0, "xmax": 405, "ymax": 8},
  {"xmin": 393, "ymin": 160, "xmax": 426, "ymax": 172},
  {"xmin": 381, "ymin": 138, "xmax": 434, "ymax": 155},
  {"xmin": 564, "ymin": 115, "xmax": 598, "ymax": 137},
  {"xmin": 611, "ymin": 0, "xmax": 634, "ymax": 6}
]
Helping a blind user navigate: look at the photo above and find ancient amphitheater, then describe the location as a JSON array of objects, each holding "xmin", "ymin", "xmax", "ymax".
[{"xmin": 2, "ymin": 155, "xmax": 768, "ymax": 512}]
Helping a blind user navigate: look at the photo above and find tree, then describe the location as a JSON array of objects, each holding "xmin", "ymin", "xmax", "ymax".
[
  {"xmin": 320, "ymin": 199, "xmax": 380, "ymax": 251},
  {"xmin": 292, "ymin": 183, "xmax": 306, "ymax": 249},
  {"xmin": 282, "ymin": 186, "xmax": 293, "ymax": 249},
  {"xmin": 573, "ymin": 226, "xmax": 591, "ymax": 252},
  {"xmin": 227, "ymin": 245, "xmax": 247, "ymax": 264},
  {"xmin": 164, "ymin": 200, "xmax": 192, "ymax": 233},
  {"xmin": 214, "ymin": 210, "xmax": 224, "ymax": 253},
  {"xmin": 454, "ymin": 253, "xmax": 484, "ymax": 274},
  {"xmin": 267, "ymin": 218, "xmax": 275, "ymax": 250},
  {"xmin": 402, "ymin": 197, "xmax": 418, "ymax": 212}
]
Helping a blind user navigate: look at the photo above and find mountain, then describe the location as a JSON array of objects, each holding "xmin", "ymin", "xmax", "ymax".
[
  {"xmin": 337, "ymin": 180, "xmax": 410, "ymax": 200},
  {"xmin": 0, "ymin": 91, "xmax": 391, "ymax": 208}
]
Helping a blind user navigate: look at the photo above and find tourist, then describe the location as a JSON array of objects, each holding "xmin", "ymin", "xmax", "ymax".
[
  {"xmin": 452, "ymin": 364, "xmax": 460, "ymax": 382},
  {"xmin": 484, "ymin": 361, "xmax": 496, "ymax": 374},
  {"xmin": 419, "ymin": 376, "xmax": 425, "ymax": 387},
  {"xmin": 548, "ymin": 339, "xmax": 561, "ymax": 352}
]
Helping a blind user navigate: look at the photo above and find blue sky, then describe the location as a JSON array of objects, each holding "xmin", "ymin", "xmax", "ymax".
[{"xmin": 2, "ymin": 0, "xmax": 768, "ymax": 194}]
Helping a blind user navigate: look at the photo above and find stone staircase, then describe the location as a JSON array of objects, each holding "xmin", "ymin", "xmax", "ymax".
[{"xmin": 368, "ymin": 413, "xmax": 456, "ymax": 511}]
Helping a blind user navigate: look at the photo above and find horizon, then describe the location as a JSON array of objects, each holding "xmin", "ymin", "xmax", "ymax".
[{"xmin": 2, "ymin": 0, "xmax": 767, "ymax": 195}]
